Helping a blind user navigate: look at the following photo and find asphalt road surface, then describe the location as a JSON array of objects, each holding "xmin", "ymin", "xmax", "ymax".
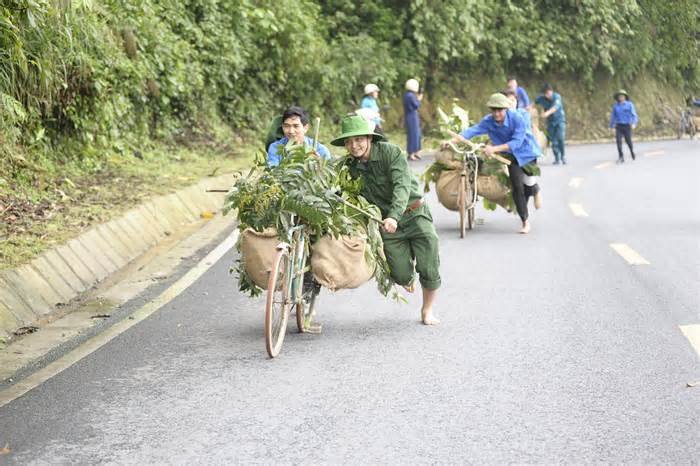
[{"xmin": 1, "ymin": 139, "xmax": 698, "ymax": 464}]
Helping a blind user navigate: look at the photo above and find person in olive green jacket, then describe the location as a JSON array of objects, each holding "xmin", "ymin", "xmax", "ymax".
[{"xmin": 331, "ymin": 115, "xmax": 441, "ymax": 325}]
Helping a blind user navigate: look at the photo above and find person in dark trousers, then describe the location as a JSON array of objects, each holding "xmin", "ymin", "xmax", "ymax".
[
  {"xmin": 535, "ymin": 83, "xmax": 566, "ymax": 165},
  {"xmin": 609, "ymin": 89, "xmax": 638, "ymax": 163}
]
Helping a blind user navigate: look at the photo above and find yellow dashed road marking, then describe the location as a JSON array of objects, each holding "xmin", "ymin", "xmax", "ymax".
[
  {"xmin": 644, "ymin": 150, "xmax": 666, "ymax": 158},
  {"xmin": 0, "ymin": 231, "xmax": 239, "ymax": 409},
  {"xmin": 595, "ymin": 161, "xmax": 613, "ymax": 169},
  {"xmin": 610, "ymin": 243, "xmax": 650, "ymax": 265},
  {"xmin": 568, "ymin": 203, "xmax": 589, "ymax": 217},
  {"xmin": 568, "ymin": 177, "xmax": 584, "ymax": 188},
  {"xmin": 679, "ymin": 325, "xmax": 700, "ymax": 357}
]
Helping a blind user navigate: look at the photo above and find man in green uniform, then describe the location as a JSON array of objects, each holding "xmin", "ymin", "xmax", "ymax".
[{"xmin": 331, "ymin": 115, "xmax": 441, "ymax": 325}]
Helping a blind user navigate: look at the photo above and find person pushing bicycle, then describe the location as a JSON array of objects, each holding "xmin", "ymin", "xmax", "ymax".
[
  {"xmin": 444, "ymin": 93, "xmax": 542, "ymax": 234},
  {"xmin": 331, "ymin": 115, "xmax": 442, "ymax": 325}
]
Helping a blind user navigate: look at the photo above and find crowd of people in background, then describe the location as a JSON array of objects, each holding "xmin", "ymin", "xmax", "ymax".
[{"xmin": 265, "ymin": 78, "xmax": 644, "ymax": 236}]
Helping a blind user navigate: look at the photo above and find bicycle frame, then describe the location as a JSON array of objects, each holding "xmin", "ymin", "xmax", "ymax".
[
  {"xmin": 447, "ymin": 141, "xmax": 480, "ymax": 210},
  {"xmin": 278, "ymin": 218, "xmax": 309, "ymax": 306}
]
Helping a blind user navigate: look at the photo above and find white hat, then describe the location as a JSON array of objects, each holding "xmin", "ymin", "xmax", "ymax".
[
  {"xmin": 405, "ymin": 78, "xmax": 419, "ymax": 93},
  {"xmin": 364, "ymin": 83, "xmax": 379, "ymax": 95}
]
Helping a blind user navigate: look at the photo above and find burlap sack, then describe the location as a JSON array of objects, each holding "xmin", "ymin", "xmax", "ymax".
[
  {"xmin": 239, "ymin": 228, "xmax": 280, "ymax": 288},
  {"xmin": 436, "ymin": 169, "xmax": 462, "ymax": 211},
  {"xmin": 477, "ymin": 175, "xmax": 509, "ymax": 204},
  {"xmin": 434, "ymin": 149, "xmax": 462, "ymax": 170},
  {"xmin": 311, "ymin": 235, "xmax": 374, "ymax": 291},
  {"xmin": 533, "ymin": 127, "xmax": 547, "ymax": 150}
]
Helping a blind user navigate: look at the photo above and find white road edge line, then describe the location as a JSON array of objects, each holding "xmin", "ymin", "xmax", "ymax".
[
  {"xmin": 568, "ymin": 203, "xmax": 589, "ymax": 217},
  {"xmin": 609, "ymin": 243, "xmax": 650, "ymax": 265},
  {"xmin": 679, "ymin": 325, "xmax": 700, "ymax": 358},
  {"xmin": 568, "ymin": 177, "xmax": 584, "ymax": 188},
  {"xmin": 595, "ymin": 161, "xmax": 613, "ymax": 169},
  {"xmin": 0, "ymin": 230, "xmax": 239, "ymax": 409}
]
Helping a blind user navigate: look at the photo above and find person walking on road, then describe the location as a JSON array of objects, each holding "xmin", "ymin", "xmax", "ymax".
[
  {"xmin": 332, "ymin": 115, "xmax": 441, "ymax": 325},
  {"xmin": 358, "ymin": 83, "xmax": 383, "ymax": 133},
  {"xmin": 267, "ymin": 106, "xmax": 331, "ymax": 167},
  {"xmin": 403, "ymin": 78, "xmax": 423, "ymax": 161},
  {"xmin": 535, "ymin": 83, "xmax": 567, "ymax": 165},
  {"xmin": 507, "ymin": 76, "xmax": 531, "ymax": 110},
  {"xmin": 610, "ymin": 89, "xmax": 638, "ymax": 163},
  {"xmin": 445, "ymin": 93, "xmax": 543, "ymax": 234}
]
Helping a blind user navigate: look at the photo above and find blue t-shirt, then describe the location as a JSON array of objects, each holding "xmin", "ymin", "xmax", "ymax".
[
  {"xmin": 360, "ymin": 95, "xmax": 381, "ymax": 126},
  {"xmin": 516, "ymin": 86, "xmax": 530, "ymax": 109},
  {"xmin": 535, "ymin": 92, "xmax": 566, "ymax": 124},
  {"xmin": 460, "ymin": 109, "xmax": 541, "ymax": 167},
  {"xmin": 609, "ymin": 100, "xmax": 638, "ymax": 127},
  {"xmin": 267, "ymin": 136, "xmax": 331, "ymax": 167}
]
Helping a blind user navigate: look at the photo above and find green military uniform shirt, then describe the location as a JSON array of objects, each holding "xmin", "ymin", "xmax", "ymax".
[
  {"xmin": 346, "ymin": 141, "xmax": 423, "ymax": 222},
  {"xmin": 345, "ymin": 141, "xmax": 441, "ymax": 290}
]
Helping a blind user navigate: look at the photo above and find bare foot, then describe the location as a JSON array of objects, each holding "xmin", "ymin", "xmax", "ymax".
[
  {"xmin": 403, "ymin": 282, "xmax": 416, "ymax": 293},
  {"xmin": 421, "ymin": 308, "xmax": 440, "ymax": 325},
  {"xmin": 519, "ymin": 220, "xmax": 531, "ymax": 234}
]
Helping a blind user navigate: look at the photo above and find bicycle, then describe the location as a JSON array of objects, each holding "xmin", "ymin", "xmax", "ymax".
[
  {"xmin": 265, "ymin": 214, "xmax": 320, "ymax": 358},
  {"xmin": 445, "ymin": 141, "xmax": 480, "ymax": 238},
  {"xmin": 677, "ymin": 108, "xmax": 697, "ymax": 139}
]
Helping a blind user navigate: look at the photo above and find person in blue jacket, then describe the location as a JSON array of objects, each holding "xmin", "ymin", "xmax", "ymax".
[
  {"xmin": 444, "ymin": 93, "xmax": 543, "ymax": 234},
  {"xmin": 535, "ymin": 83, "xmax": 567, "ymax": 165},
  {"xmin": 507, "ymin": 76, "xmax": 531, "ymax": 110},
  {"xmin": 403, "ymin": 78, "xmax": 423, "ymax": 160},
  {"xmin": 267, "ymin": 106, "xmax": 331, "ymax": 167},
  {"xmin": 609, "ymin": 90, "xmax": 638, "ymax": 163},
  {"xmin": 358, "ymin": 83, "xmax": 383, "ymax": 132}
]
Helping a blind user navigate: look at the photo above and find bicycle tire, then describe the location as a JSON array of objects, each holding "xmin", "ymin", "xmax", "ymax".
[{"xmin": 265, "ymin": 249, "xmax": 291, "ymax": 358}]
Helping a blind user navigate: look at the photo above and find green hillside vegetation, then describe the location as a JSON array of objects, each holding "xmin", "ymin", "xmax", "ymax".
[{"xmin": 1, "ymin": 0, "xmax": 698, "ymax": 267}]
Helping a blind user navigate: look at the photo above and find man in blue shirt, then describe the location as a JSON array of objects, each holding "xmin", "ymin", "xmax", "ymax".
[
  {"xmin": 444, "ymin": 93, "xmax": 543, "ymax": 234},
  {"xmin": 535, "ymin": 83, "xmax": 567, "ymax": 165},
  {"xmin": 267, "ymin": 106, "xmax": 331, "ymax": 167},
  {"xmin": 507, "ymin": 76, "xmax": 531, "ymax": 110},
  {"xmin": 609, "ymin": 89, "xmax": 638, "ymax": 163}
]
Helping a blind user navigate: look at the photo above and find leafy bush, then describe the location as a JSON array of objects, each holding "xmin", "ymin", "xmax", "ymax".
[{"xmin": 1, "ymin": 0, "xmax": 698, "ymax": 186}]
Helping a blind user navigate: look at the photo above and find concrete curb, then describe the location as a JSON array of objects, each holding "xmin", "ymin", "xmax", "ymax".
[{"xmin": 0, "ymin": 174, "xmax": 235, "ymax": 341}]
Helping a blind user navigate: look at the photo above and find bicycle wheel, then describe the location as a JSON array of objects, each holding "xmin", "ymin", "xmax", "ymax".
[
  {"xmin": 458, "ymin": 174, "xmax": 466, "ymax": 238},
  {"xmin": 265, "ymin": 248, "xmax": 291, "ymax": 358},
  {"xmin": 466, "ymin": 174, "xmax": 475, "ymax": 230}
]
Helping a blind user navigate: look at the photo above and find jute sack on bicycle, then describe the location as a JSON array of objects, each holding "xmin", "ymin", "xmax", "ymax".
[
  {"xmin": 477, "ymin": 175, "xmax": 511, "ymax": 209},
  {"xmin": 239, "ymin": 228, "xmax": 280, "ymax": 288},
  {"xmin": 434, "ymin": 148, "xmax": 462, "ymax": 170},
  {"xmin": 436, "ymin": 169, "xmax": 462, "ymax": 211},
  {"xmin": 311, "ymin": 235, "xmax": 375, "ymax": 291}
]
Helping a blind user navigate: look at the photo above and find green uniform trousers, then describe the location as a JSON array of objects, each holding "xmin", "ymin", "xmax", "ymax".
[{"xmin": 381, "ymin": 204, "xmax": 441, "ymax": 290}]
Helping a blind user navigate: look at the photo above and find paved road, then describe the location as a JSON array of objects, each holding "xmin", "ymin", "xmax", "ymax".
[{"xmin": 1, "ymin": 139, "xmax": 699, "ymax": 464}]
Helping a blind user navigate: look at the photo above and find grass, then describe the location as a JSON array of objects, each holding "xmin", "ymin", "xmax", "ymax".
[{"xmin": 0, "ymin": 141, "xmax": 257, "ymax": 269}]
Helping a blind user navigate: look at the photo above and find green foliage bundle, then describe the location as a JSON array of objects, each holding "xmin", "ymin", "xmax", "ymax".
[{"xmin": 223, "ymin": 145, "xmax": 396, "ymax": 298}]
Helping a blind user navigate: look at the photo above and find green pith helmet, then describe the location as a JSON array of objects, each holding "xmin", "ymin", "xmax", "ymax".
[
  {"xmin": 614, "ymin": 89, "xmax": 629, "ymax": 100},
  {"xmin": 486, "ymin": 93, "xmax": 511, "ymax": 109},
  {"xmin": 330, "ymin": 114, "xmax": 386, "ymax": 147}
]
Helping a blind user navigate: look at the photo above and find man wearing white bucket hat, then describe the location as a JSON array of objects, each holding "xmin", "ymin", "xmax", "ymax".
[{"xmin": 404, "ymin": 78, "xmax": 423, "ymax": 160}]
